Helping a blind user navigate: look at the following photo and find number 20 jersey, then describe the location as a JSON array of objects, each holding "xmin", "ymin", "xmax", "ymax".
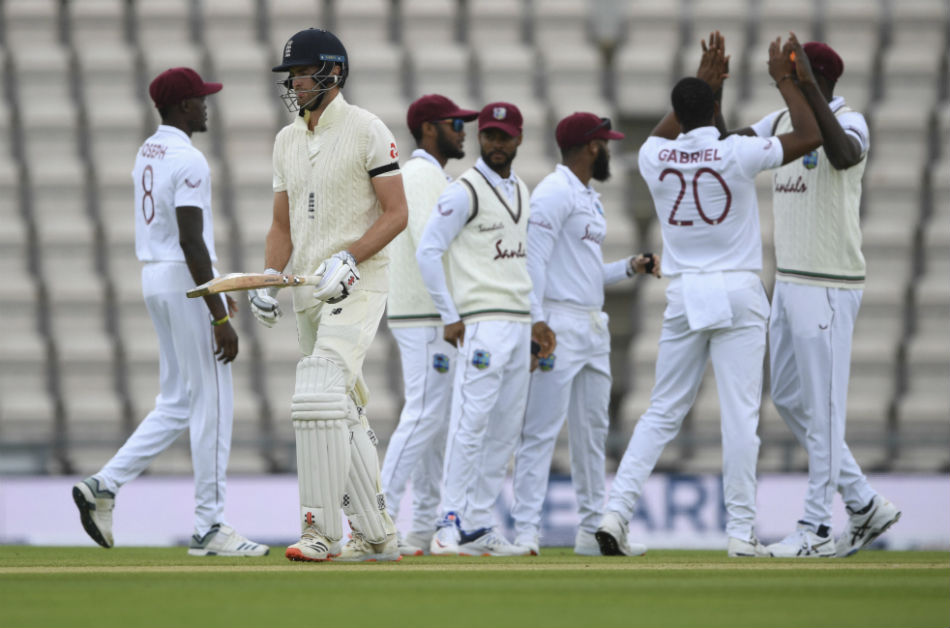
[
  {"xmin": 133, "ymin": 124, "xmax": 216, "ymax": 263},
  {"xmin": 638, "ymin": 126, "xmax": 783, "ymax": 276}
]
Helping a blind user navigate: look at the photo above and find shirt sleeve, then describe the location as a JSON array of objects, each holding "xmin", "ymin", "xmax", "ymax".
[
  {"xmin": 837, "ymin": 110, "xmax": 870, "ymax": 154},
  {"xmin": 173, "ymin": 151, "xmax": 211, "ymax": 209},
  {"xmin": 749, "ymin": 109, "xmax": 783, "ymax": 138},
  {"xmin": 526, "ymin": 179, "xmax": 572, "ymax": 321},
  {"xmin": 272, "ymin": 132, "xmax": 286, "ymax": 193},
  {"xmin": 733, "ymin": 134, "xmax": 785, "ymax": 178},
  {"xmin": 365, "ymin": 117, "xmax": 401, "ymax": 178},
  {"xmin": 602, "ymin": 258, "xmax": 629, "ymax": 285},
  {"xmin": 415, "ymin": 181, "xmax": 471, "ymax": 324}
]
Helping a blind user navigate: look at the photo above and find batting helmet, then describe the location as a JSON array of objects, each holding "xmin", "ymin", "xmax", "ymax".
[{"xmin": 273, "ymin": 28, "xmax": 348, "ymax": 87}]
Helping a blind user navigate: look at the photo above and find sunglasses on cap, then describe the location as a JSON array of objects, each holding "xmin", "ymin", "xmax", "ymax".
[
  {"xmin": 584, "ymin": 117, "xmax": 613, "ymax": 137},
  {"xmin": 435, "ymin": 118, "xmax": 466, "ymax": 132}
]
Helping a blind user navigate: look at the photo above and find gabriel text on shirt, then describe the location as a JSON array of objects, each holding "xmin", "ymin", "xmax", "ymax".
[{"xmin": 656, "ymin": 148, "xmax": 722, "ymax": 164}]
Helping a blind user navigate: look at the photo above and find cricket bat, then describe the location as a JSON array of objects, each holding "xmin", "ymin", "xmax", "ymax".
[{"xmin": 186, "ymin": 272, "xmax": 323, "ymax": 298}]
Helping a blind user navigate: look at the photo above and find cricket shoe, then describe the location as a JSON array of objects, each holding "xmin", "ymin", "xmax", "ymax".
[
  {"xmin": 595, "ymin": 511, "xmax": 647, "ymax": 556},
  {"xmin": 836, "ymin": 496, "xmax": 901, "ymax": 557},
  {"xmin": 514, "ymin": 531, "xmax": 540, "ymax": 556},
  {"xmin": 397, "ymin": 532, "xmax": 425, "ymax": 557},
  {"xmin": 336, "ymin": 533, "xmax": 401, "ymax": 562},
  {"xmin": 574, "ymin": 529, "xmax": 601, "ymax": 556},
  {"xmin": 286, "ymin": 525, "xmax": 335, "ymax": 562},
  {"xmin": 767, "ymin": 523, "xmax": 835, "ymax": 558},
  {"xmin": 187, "ymin": 524, "xmax": 269, "ymax": 557},
  {"xmin": 72, "ymin": 476, "xmax": 115, "ymax": 548},
  {"xmin": 458, "ymin": 528, "xmax": 530, "ymax": 556},
  {"xmin": 430, "ymin": 511, "xmax": 462, "ymax": 556},
  {"xmin": 727, "ymin": 534, "xmax": 770, "ymax": 557}
]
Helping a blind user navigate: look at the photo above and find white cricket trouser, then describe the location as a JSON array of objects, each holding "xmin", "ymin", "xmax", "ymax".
[
  {"xmin": 512, "ymin": 301, "xmax": 611, "ymax": 538},
  {"xmin": 441, "ymin": 320, "xmax": 531, "ymax": 531},
  {"xmin": 607, "ymin": 272, "xmax": 768, "ymax": 541},
  {"xmin": 295, "ymin": 288, "xmax": 388, "ymax": 405},
  {"xmin": 769, "ymin": 281, "xmax": 875, "ymax": 528},
  {"xmin": 98, "ymin": 262, "xmax": 233, "ymax": 537},
  {"xmin": 381, "ymin": 326, "xmax": 455, "ymax": 537}
]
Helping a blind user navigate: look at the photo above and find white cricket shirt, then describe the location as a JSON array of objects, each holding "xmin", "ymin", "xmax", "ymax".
[
  {"xmin": 638, "ymin": 126, "xmax": 784, "ymax": 276},
  {"xmin": 527, "ymin": 164, "xmax": 629, "ymax": 321},
  {"xmin": 387, "ymin": 149, "xmax": 451, "ymax": 327},
  {"xmin": 133, "ymin": 125, "xmax": 216, "ymax": 263}
]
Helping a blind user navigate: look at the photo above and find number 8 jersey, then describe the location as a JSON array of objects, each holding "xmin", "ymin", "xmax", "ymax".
[
  {"xmin": 133, "ymin": 124, "xmax": 217, "ymax": 263},
  {"xmin": 638, "ymin": 126, "xmax": 783, "ymax": 276}
]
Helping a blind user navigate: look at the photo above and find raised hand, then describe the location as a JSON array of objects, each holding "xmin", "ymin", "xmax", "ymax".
[
  {"xmin": 786, "ymin": 32, "xmax": 816, "ymax": 86},
  {"xmin": 767, "ymin": 36, "xmax": 794, "ymax": 84},
  {"xmin": 697, "ymin": 30, "xmax": 729, "ymax": 92}
]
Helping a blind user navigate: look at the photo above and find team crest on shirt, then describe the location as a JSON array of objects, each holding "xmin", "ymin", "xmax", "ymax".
[
  {"xmin": 802, "ymin": 150, "xmax": 819, "ymax": 169},
  {"xmin": 538, "ymin": 354, "xmax": 555, "ymax": 372},
  {"xmin": 472, "ymin": 349, "xmax": 491, "ymax": 370},
  {"xmin": 433, "ymin": 353, "xmax": 450, "ymax": 373},
  {"xmin": 492, "ymin": 107, "xmax": 508, "ymax": 120}
]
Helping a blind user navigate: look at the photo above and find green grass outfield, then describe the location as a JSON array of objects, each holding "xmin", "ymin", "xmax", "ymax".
[{"xmin": 0, "ymin": 547, "xmax": 947, "ymax": 628}]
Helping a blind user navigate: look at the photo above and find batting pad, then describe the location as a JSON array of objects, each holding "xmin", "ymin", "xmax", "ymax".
[
  {"xmin": 291, "ymin": 356, "xmax": 352, "ymax": 540},
  {"xmin": 343, "ymin": 410, "xmax": 396, "ymax": 543}
]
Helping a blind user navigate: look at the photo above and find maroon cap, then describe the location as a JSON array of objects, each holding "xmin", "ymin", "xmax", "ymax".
[
  {"xmin": 555, "ymin": 112, "xmax": 624, "ymax": 150},
  {"xmin": 478, "ymin": 102, "xmax": 523, "ymax": 137},
  {"xmin": 803, "ymin": 42, "xmax": 844, "ymax": 83},
  {"xmin": 407, "ymin": 94, "xmax": 479, "ymax": 134},
  {"xmin": 149, "ymin": 67, "xmax": 222, "ymax": 108}
]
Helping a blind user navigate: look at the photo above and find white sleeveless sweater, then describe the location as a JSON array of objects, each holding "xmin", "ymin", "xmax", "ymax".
[
  {"xmin": 447, "ymin": 167, "xmax": 532, "ymax": 323},
  {"xmin": 771, "ymin": 105, "xmax": 867, "ymax": 289}
]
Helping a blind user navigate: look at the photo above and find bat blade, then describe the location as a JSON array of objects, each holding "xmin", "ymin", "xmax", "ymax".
[{"xmin": 186, "ymin": 272, "xmax": 321, "ymax": 298}]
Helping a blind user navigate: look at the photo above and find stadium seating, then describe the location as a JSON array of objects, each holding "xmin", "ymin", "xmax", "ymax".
[{"xmin": 0, "ymin": 0, "xmax": 946, "ymax": 478}]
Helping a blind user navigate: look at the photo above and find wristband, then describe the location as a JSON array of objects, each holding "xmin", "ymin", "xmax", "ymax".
[
  {"xmin": 774, "ymin": 74, "xmax": 794, "ymax": 87},
  {"xmin": 211, "ymin": 314, "xmax": 230, "ymax": 326}
]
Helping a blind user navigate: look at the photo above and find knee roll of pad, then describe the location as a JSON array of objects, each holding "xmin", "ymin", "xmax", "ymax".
[{"xmin": 292, "ymin": 356, "xmax": 349, "ymax": 421}]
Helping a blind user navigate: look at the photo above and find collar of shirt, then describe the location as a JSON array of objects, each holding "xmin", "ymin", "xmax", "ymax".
[
  {"xmin": 677, "ymin": 126, "xmax": 720, "ymax": 141},
  {"xmin": 474, "ymin": 157, "xmax": 518, "ymax": 202},
  {"xmin": 411, "ymin": 148, "xmax": 451, "ymax": 181},
  {"xmin": 295, "ymin": 92, "xmax": 347, "ymax": 132},
  {"xmin": 555, "ymin": 163, "xmax": 601, "ymax": 213},
  {"xmin": 156, "ymin": 124, "xmax": 192, "ymax": 144},
  {"xmin": 828, "ymin": 95, "xmax": 846, "ymax": 111}
]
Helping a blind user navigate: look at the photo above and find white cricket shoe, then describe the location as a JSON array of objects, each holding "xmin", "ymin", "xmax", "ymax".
[
  {"xmin": 402, "ymin": 531, "xmax": 432, "ymax": 556},
  {"xmin": 727, "ymin": 535, "xmax": 770, "ymax": 557},
  {"xmin": 336, "ymin": 533, "xmax": 401, "ymax": 562},
  {"xmin": 574, "ymin": 529, "xmax": 601, "ymax": 556},
  {"xmin": 595, "ymin": 511, "xmax": 647, "ymax": 556},
  {"xmin": 187, "ymin": 524, "xmax": 269, "ymax": 557},
  {"xmin": 72, "ymin": 477, "xmax": 115, "ymax": 548},
  {"xmin": 396, "ymin": 532, "xmax": 425, "ymax": 557},
  {"xmin": 836, "ymin": 496, "xmax": 901, "ymax": 557},
  {"xmin": 430, "ymin": 511, "xmax": 462, "ymax": 556},
  {"xmin": 285, "ymin": 525, "xmax": 335, "ymax": 562},
  {"xmin": 458, "ymin": 528, "xmax": 530, "ymax": 557},
  {"xmin": 767, "ymin": 523, "xmax": 835, "ymax": 558},
  {"xmin": 514, "ymin": 531, "xmax": 540, "ymax": 556}
]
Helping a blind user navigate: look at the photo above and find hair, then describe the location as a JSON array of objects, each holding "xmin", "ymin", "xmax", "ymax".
[
  {"xmin": 558, "ymin": 143, "xmax": 586, "ymax": 161},
  {"xmin": 671, "ymin": 77, "xmax": 715, "ymax": 131}
]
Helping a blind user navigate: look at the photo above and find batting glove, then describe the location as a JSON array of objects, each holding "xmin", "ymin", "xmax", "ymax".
[
  {"xmin": 248, "ymin": 268, "xmax": 283, "ymax": 328},
  {"xmin": 312, "ymin": 250, "xmax": 360, "ymax": 304}
]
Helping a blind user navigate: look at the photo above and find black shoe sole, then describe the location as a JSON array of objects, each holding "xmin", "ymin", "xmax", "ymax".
[
  {"xmin": 72, "ymin": 486, "xmax": 111, "ymax": 549},
  {"xmin": 595, "ymin": 530, "xmax": 623, "ymax": 556}
]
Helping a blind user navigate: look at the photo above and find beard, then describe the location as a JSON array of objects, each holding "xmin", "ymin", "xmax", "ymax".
[
  {"xmin": 436, "ymin": 126, "xmax": 465, "ymax": 160},
  {"xmin": 481, "ymin": 146, "xmax": 517, "ymax": 173},
  {"xmin": 592, "ymin": 145, "xmax": 611, "ymax": 182}
]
